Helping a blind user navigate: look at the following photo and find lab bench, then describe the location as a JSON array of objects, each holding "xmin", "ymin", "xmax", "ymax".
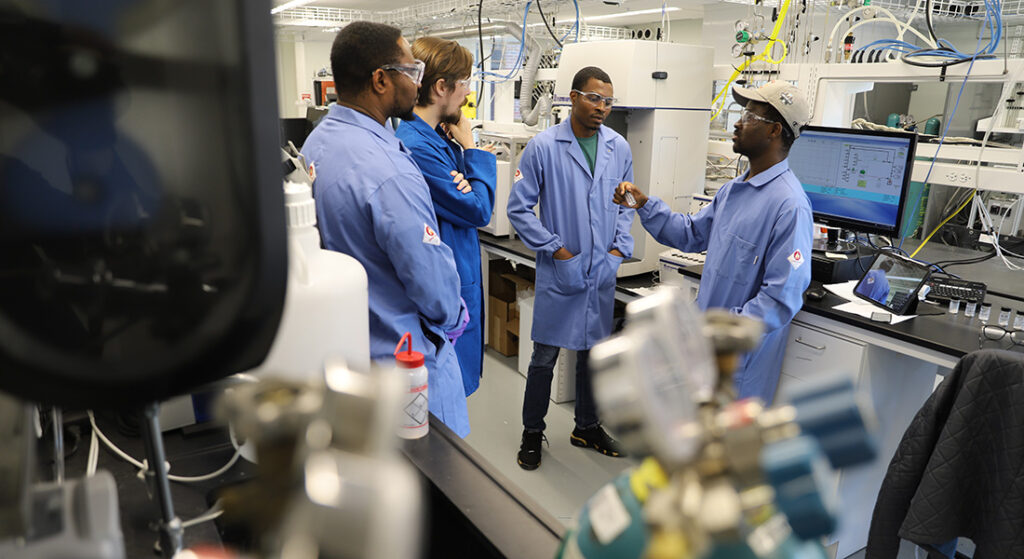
[{"xmin": 479, "ymin": 230, "xmax": 1024, "ymax": 558}]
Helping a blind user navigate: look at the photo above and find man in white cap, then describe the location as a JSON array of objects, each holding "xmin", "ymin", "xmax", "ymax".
[{"xmin": 614, "ymin": 82, "xmax": 813, "ymax": 403}]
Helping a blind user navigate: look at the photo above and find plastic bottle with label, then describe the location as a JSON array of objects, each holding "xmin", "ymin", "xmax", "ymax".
[{"xmin": 395, "ymin": 333, "xmax": 429, "ymax": 439}]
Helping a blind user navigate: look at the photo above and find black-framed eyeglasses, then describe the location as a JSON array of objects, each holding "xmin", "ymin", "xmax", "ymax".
[
  {"xmin": 980, "ymin": 325, "xmax": 1024, "ymax": 345},
  {"xmin": 572, "ymin": 89, "xmax": 617, "ymax": 108}
]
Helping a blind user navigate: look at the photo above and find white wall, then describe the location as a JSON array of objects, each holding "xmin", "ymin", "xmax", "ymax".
[{"xmin": 275, "ymin": 30, "xmax": 335, "ymax": 118}]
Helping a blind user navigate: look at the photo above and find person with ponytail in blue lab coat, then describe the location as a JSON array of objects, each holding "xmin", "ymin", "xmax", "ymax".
[{"xmin": 396, "ymin": 36, "xmax": 497, "ymax": 398}]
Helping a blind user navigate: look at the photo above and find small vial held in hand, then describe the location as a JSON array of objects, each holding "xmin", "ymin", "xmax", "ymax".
[{"xmin": 624, "ymin": 191, "xmax": 637, "ymax": 208}]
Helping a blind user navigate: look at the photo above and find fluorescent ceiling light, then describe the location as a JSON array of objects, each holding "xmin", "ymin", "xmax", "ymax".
[
  {"xmin": 528, "ymin": 6, "xmax": 680, "ymax": 26},
  {"xmin": 578, "ymin": 6, "xmax": 680, "ymax": 23},
  {"xmin": 528, "ymin": 6, "xmax": 679, "ymax": 27},
  {"xmin": 272, "ymin": 0, "xmax": 317, "ymax": 14}
]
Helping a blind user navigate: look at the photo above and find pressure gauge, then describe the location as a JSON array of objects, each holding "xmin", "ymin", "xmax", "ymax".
[
  {"xmin": 624, "ymin": 289, "xmax": 717, "ymax": 403},
  {"xmin": 591, "ymin": 290, "xmax": 717, "ymax": 467}
]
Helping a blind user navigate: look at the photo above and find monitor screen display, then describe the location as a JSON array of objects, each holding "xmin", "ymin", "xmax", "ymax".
[{"xmin": 789, "ymin": 126, "xmax": 917, "ymax": 236}]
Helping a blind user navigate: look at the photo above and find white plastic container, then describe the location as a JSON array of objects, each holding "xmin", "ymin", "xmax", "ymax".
[
  {"xmin": 394, "ymin": 333, "xmax": 429, "ymax": 439},
  {"xmin": 249, "ymin": 180, "xmax": 370, "ymax": 380}
]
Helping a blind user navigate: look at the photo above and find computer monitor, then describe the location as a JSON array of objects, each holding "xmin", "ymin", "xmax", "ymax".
[{"xmin": 788, "ymin": 125, "xmax": 917, "ymax": 251}]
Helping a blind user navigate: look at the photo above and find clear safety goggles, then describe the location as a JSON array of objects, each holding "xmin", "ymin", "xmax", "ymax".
[
  {"xmin": 572, "ymin": 89, "xmax": 617, "ymax": 108},
  {"xmin": 380, "ymin": 59, "xmax": 425, "ymax": 86},
  {"xmin": 738, "ymin": 108, "xmax": 778, "ymax": 126}
]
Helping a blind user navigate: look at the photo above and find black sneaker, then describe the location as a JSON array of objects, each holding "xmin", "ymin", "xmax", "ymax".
[
  {"xmin": 517, "ymin": 430, "xmax": 547, "ymax": 470},
  {"xmin": 570, "ymin": 425, "xmax": 627, "ymax": 458}
]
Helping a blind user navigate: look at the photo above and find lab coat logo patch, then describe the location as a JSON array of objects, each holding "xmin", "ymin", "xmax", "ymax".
[
  {"xmin": 514, "ymin": 169, "xmax": 524, "ymax": 183},
  {"xmin": 423, "ymin": 223, "xmax": 441, "ymax": 246},
  {"xmin": 787, "ymin": 249, "xmax": 804, "ymax": 270}
]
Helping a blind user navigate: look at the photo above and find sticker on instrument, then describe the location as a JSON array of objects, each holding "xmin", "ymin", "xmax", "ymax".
[
  {"xmin": 787, "ymin": 249, "xmax": 805, "ymax": 270},
  {"xmin": 423, "ymin": 223, "xmax": 441, "ymax": 246},
  {"xmin": 514, "ymin": 168, "xmax": 524, "ymax": 183},
  {"xmin": 589, "ymin": 484, "xmax": 630, "ymax": 545}
]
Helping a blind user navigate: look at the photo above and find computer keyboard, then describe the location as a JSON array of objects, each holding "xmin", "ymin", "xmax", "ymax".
[{"xmin": 925, "ymin": 277, "xmax": 987, "ymax": 304}]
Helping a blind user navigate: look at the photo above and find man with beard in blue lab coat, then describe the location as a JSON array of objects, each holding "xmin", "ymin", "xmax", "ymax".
[
  {"xmin": 614, "ymin": 81, "xmax": 813, "ymax": 404},
  {"xmin": 301, "ymin": 22, "xmax": 471, "ymax": 437},
  {"xmin": 508, "ymin": 66, "xmax": 635, "ymax": 470},
  {"xmin": 396, "ymin": 36, "xmax": 497, "ymax": 398}
]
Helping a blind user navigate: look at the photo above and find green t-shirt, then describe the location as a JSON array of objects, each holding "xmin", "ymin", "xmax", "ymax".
[{"xmin": 576, "ymin": 133, "xmax": 598, "ymax": 174}]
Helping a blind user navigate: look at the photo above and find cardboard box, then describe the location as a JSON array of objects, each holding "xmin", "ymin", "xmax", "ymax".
[
  {"xmin": 488, "ymin": 260, "xmax": 517, "ymax": 302},
  {"xmin": 488, "ymin": 315, "xmax": 518, "ymax": 356},
  {"xmin": 507, "ymin": 303, "xmax": 519, "ymax": 334},
  {"xmin": 500, "ymin": 273, "xmax": 534, "ymax": 297},
  {"xmin": 487, "ymin": 295, "xmax": 518, "ymax": 356}
]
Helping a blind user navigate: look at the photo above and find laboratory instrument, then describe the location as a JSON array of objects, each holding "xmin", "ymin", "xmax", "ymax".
[{"xmin": 562, "ymin": 289, "xmax": 877, "ymax": 559}]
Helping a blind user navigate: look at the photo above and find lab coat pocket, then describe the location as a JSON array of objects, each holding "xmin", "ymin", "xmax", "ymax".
[
  {"xmin": 600, "ymin": 251, "xmax": 624, "ymax": 288},
  {"xmin": 721, "ymin": 233, "xmax": 757, "ymax": 282},
  {"xmin": 603, "ymin": 177, "xmax": 621, "ymax": 211},
  {"xmin": 552, "ymin": 253, "xmax": 586, "ymax": 293}
]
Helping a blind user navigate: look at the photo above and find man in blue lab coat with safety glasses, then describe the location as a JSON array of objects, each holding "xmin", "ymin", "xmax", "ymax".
[
  {"xmin": 615, "ymin": 81, "xmax": 813, "ymax": 405},
  {"xmin": 302, "ymin": 22, "xmax": 471, "ymax": 437},
  {"xmin": 396, "ymin": 36, "xmax": 497, "ymax": 398},
  {"xmin": 508, "ymin": 66, "xmax": 635, "ymax": 470}
]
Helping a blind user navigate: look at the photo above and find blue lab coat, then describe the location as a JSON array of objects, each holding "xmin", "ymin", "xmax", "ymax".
[
  {"xmin": 396, "ymin": 115, "xmax": 496, "ymax": 397},
  {"xmin": 636, "ymin": 159, "xmax": 813, "ymax": 403},
  {"xmin": 507, "ymin": 120, "xmax": 635, "ymax": 351},
  {"xmin": 856, "ymin": 269, "xmax": 890, "ymax": 304},
  {"xmin": 301, "ymin": 105, "xmax": 470, "ymax": 437}
]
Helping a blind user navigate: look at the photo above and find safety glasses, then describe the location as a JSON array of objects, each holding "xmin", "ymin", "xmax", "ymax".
[
  {"xmin": 739, "ymin": 108, "xmax": 778, "ymax": 126},
  {"xmin": 454, "ymin": 78, "xmax": 471, "ymax": 89},
  {"xmin": 980, "ymin": 325, "xmax": 1024, "ymax": 345},
  {"xmin": 380, "ymin": 59, "xmax": 425, "ymax": 86},
  {"xmin": 572, "ymin": 89, "xmax": 616, "ymax": 108}
]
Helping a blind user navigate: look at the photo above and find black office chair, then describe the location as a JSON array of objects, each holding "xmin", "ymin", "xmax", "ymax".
[{"xmin": 866, "ymin": 349, "xmax": 1024, "ymax": 559}]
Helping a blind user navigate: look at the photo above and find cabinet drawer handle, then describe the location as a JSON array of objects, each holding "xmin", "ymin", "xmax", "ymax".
[{"xmin": 794, "ymin": 337, "xmax": 826, "ymax": 351}]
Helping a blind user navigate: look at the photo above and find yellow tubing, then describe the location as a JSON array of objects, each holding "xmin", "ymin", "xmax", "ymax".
[{"xmin": 711, "ymin": 0, "xmax": 793, "ymax": 122}]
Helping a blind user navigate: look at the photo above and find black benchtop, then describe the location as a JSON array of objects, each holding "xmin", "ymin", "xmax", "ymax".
[
  {"xmin": 479, "ymin": 232, "xmax": 1024, "ymax": 363},
  {"xmin": 678, "ymin": 263, "xmax": 1022, "ymax": 361}
]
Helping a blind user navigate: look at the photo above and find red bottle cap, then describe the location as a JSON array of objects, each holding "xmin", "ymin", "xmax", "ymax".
[{"xmin": 394, "ymin": 332, "xmax": 425, "ymax": 369}]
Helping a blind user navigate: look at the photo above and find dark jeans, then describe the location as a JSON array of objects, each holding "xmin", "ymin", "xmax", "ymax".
[{"xmin": 522, "ymin": 342, "xmax": 599, "ymax": 432}]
